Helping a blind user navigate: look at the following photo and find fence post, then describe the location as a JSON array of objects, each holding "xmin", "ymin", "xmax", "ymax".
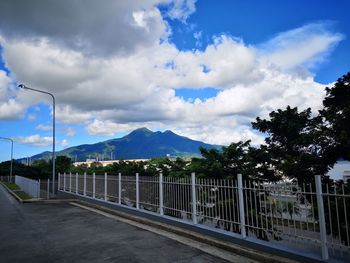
[
  {"xmin": 93, "ymin": 172, "xmax": 96, "ymax": 198},
  {"xmin": 58, "ymin": 172, "xmax": 60, "ymax": 191},
  {"xmin": 47, "ymin": 178, "xmax": 50, "ymax": 199},
  {"xmin": 38, "ymin": 179, "xmax": 41, "ymax": 198},
  {"xmin": 238, "ymin": 174, "xmax": 247, "ymax": 238},
  {"xmin": 69, "ymin": 172, "xmax": 72, "ymax": 192},
  {"xmin": 76, "ymin": 173, "xmax": 78, "ymax": 194},
  {"xmin": 136, "ymin": 173, "xmax": 139, "ymax": 209},
  {"xmin": 63, "ymin": 172, "xmax": 66, "ymax": 191},
  {"xmin": 159, "ymin": 172, "xmax": 164, "ymax": 216},
  {"xmin": 104, "ymin": 172, "xmax": 107, "ymax": 201},
  {"xmin": 83, "ymin": 172, "xmax": 86, "ymax": 196},
  {"xmin": 191, "ymin": 172, "xmax": 197, "ymax": 224},
  {"xmin": 315, "ymin": 174, "xmax": 329, "ymax": 260},
  {"xmin": 118, "ymin": 172, "xmax": 121, "ymax": 205}
]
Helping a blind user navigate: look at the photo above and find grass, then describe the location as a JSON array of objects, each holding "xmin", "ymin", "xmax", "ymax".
[
  {"xmin": 1, "ymin": 181, "xmax": 32, "ymax": 200},
  {"xmin": 2, "ymin": 182, "xmax": 20, "ymax": 191},
  {"xmin": 15, "ymin": 191, "xmax": 32, "ymax": 200}
]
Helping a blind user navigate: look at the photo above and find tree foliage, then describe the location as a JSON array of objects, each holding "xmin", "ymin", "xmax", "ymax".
[
  {"xmin": 252, "ymin": 106, "xmax": 329, "ymax": 183},
  {"xmin": 320, "ymin": 72, "xmax": 350, "ymax": 162}
]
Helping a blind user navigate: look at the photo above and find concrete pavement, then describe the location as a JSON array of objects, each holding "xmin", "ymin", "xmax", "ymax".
[{"xmin": 0, "ymin": 185, "xmax": 234, "ymax": 263}]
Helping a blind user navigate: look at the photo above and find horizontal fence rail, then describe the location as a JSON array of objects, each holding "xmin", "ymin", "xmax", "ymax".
[{"xmin": 58, "ymin": 172, "xmax": 350, "ymax": 261}]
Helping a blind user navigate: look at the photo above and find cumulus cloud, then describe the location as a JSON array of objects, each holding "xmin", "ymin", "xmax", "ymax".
[
  {"xmin": 0, "ymin": 0, "xmax": 344, "ymax": 147},
  {"xmin": 0, "ymin": 0, "xmax": 169, "ymax": 56},
  {"xmin": 0, "ymin": 70, "xmax": 24, "ymax": 119},
  {"xmin": 86, "ymin": 120, "xmax": 142, "ymax": 136},
  {"xmin": 165, "ymin": 0, "xmax": 197, "ymax": 22},
  {"xmin": 16, "ymin": 134, "xmax": 53, "ymax": 147}
]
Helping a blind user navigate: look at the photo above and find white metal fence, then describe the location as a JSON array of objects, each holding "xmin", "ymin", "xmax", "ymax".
[
  {"xmin": 58, "ymin": 172, "xmax": 350, "ymax": 261},
  {"xmin": 15, "ymin": 175, "xmax": 40, "ymax": 198}
]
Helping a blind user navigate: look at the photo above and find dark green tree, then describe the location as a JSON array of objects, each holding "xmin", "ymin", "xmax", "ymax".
[
  {"xmin": 56, "ymin": 156, "xmax": 72, "ymax": 173},
  {"xmin": 252, "ymin": 106, "xmax": 327, "ymax": 183},
  {"xmin": 320, "ymin": 72, "xmax": 350, "ymax": 162}
]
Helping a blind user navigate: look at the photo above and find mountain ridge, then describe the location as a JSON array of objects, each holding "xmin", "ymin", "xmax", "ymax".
[{"xmin": 20, "ymin": 128, "xmax": 222, "ymax": 162}]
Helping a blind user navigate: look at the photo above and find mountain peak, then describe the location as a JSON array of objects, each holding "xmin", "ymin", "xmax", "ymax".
[
  {"xmin": 127, "ymin": 127, "xmax": 153, "ymax": 136},
  {"xmin": 20, "ymin": 127, "xmax": 222, "ymax": 161}
]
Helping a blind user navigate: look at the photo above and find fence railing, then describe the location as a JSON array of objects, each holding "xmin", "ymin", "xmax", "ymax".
[
  {"xmin": 15, "ymin": 175, "xmax": 40, "ymax": 198},
  {"xmin": 0, "ymin": 175, "xmax": 14, "ymax": 183},
  {"xmin": 58, "ymin": 172, "xmax": 350, "ymax": 261}
]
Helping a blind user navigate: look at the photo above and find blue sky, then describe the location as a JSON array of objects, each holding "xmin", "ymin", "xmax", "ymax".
[{"xmin": 0, "ymin": 0, "xmax": 349, "ymax": 161}]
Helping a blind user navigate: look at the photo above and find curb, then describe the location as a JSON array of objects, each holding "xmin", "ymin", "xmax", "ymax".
[
  {"xmin": 72, "ymin": 199, "xmax": 300, "ymax": 263},
  {"xmin": 0, "ymin": 182, "xmax": 25, "ymax": 203},
  {"xmin": 0, "ymin": 182, "xmax": 76, "ymax": 204}
]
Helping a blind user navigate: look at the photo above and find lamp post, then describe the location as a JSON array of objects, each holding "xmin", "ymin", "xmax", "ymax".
[
  {"xmin": 18, "ymin": 84, "xmax": 56, "ymax": 195},
  {"xmin": 0, "ymin": 136, "xmax": 13, "ymax": 181}
]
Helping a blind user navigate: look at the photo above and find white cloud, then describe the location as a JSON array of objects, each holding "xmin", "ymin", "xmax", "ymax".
[
  {"xmin": 36, "ymin": 124, "xmax": 52, "ymax": 131},
  {"xmin": 61, "ymin": 139, "xmax": 69, "ymax": 148},
  {"xmin": 0, "ymin": 0, "xmax": 343, "ymax": 147},
  {"xmin": 193, "ymin": 31, "xmax": 202, "ymax": 47},
  {"xmin": 27, "ymin": 113, "xmax": 37, "ymax": 121},
  {"xmin": 86, "ymin": 120, "xmax": 140, "ymax": 136},
  {"xmin": 65, "ymin": 127, "xmax": 76, "ymax": 137},
  {"xmin": 0, "ymin": 0, "xmax": 169, "ymax": 56},
  {"xmin": 16, "ymin": 134, "xmax": 53, "ymax": 147},
  {"xmin": 165, "ymin": 0, "xmax": 197, "ymax": 22},
  {"xmin": 36, "ymin": 124, "xmax": 76, "ymax": 137},
  {"xmin": 55, "ymin": 105, "xmax": 92, "ymax": 124},
  {"xmin": 0, "ymin": 70, "xmax": 25, "ymax": 119},
  {"xmin": 259, "ymin": 22, "xmax": 344, "ymax": 71}
]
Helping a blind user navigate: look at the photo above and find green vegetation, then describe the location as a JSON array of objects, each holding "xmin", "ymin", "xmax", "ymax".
[
  {"xmin": 15, "ymin": 191, "xmax": 32, "ymax": 200},
  {"xmin": 1, "ymin": 182, "xmax": 20, "ymax": 190},
  {"xmin": 0, "ymin": 182, "xmax": 32, "ymax": 200}
]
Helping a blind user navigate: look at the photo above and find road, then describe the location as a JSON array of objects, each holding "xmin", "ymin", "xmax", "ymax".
[{"xmin": 0, "ymin": 185, "xmax": 231, "ymax": 263}]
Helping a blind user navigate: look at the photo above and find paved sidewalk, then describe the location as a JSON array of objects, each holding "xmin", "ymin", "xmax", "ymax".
[{"xmin": 0, "ymin": 185, "xmax": 232, "ymax": 263}]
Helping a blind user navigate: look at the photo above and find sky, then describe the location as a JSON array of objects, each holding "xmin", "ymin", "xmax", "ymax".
[{"xmin": 0, "ymin": 0, "xmax": 349, "ymax": 161}]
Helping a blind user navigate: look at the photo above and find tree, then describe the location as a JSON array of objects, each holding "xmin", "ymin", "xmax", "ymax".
[
  {"xmin": 320, "ymin": 72, "xmax": 350, "ymax": 162},
  {"xmin": 252, "ymin": 106, "xmax": 327, "ymax": 183},
  {"xmin": 56, "ymin": 156, "xmax": 72, "ymax": 173}
]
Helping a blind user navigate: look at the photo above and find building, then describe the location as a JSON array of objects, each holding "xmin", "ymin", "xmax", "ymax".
[
  {"xmin": 327, "ymin": 160, "xmax": 350, "ymax": 181},
  {"xmin": 73, "ymin": 159, "xmax": 149, "ymax": 167}
]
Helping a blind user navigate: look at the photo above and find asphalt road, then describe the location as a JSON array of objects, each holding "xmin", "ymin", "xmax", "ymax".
[{"xmin": 0, "ymin": 185, "xmax": 229, "ymax": 263}]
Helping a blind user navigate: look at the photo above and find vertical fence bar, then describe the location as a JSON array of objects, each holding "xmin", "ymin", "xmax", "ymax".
[
  {"xmin": 69, "ymin": 172, "xmax": 72, "ymax": 192},
  {"xmin": 159, "ymin": 172, "xmax": 164, "ymax": 215},
  {"xmin": 118, "ymin": 173, "xmax": 121, "ymax": 205},
  {"xmin": 63, "ymin": 172, "xmax": 66, "ymax": 191},
  {"xmin": 315, "ymin": 174, "xmax": 329, "ymax": 260},
  {"xmin": 191, "ymin": 172, "xmax": 197, "ymax": 224},
  {"xmin": 136, "ymin": 173, "xmax": 139, "ymax": 209},
  {"xmin": 104, "ymin": 172, "xmax": 107, "ymax": 201},
  {"xmin": 238, "ymin": 174, "xmax": 247, "ymax": 238},
  {"xmin": 93, "ymin": 172, "xmax": 96, "ymax": 198},
  {"xmin": 83, "ymin": 172, "xmax": 87, "ymax": 196},
  {"xmin": 47, "ymin": 178, "xmax": 50, "ymax": 199},
  {"xmin": 58, "ymin": 172, "xmax": 60, "ymax": 191},
  {"xmin": 76, "ymin": 173, "xmax": 78, "ymax": 194},
  {"xmin": 37, "ymin": 179, "xmax": 40, "ymax": 198}
]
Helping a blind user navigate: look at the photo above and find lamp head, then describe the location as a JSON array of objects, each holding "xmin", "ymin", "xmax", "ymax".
[{"xmin": 18, "ymin": 84, "xmax": 27, "ymax": 89}]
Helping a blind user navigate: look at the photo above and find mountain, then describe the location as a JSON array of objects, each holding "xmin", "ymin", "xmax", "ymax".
[{"xmin": 21, "ymin": 128, "xmax": 222, "ymax": 162}]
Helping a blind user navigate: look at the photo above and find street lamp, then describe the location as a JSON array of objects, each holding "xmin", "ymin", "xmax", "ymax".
[
  {"xmin": 0, "ymin": 136, "xmax": 13, "ymax": 181},
  {"xmin": 18, "ymin": 84, "xmax": 56, "ymax": 195}
]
